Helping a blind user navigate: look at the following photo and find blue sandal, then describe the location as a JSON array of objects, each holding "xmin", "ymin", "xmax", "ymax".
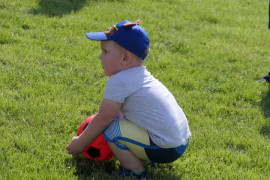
[{"xmin": 118, "ymin": 168, "xmax": 148, "ymax": 179}]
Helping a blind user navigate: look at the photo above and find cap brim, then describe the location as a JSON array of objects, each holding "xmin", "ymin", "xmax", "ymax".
[{"xmin": 85, "ymin": 32, "xmax": 109, "ymax": 41}]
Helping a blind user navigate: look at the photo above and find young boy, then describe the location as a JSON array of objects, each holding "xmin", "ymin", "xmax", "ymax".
[{"xmin": 66, "ymin": 19, "xmax": 191, "ymax": 179}]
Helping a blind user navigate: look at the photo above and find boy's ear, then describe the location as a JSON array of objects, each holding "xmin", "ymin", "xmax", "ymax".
[{"xmin": 122, "ymin": 51, "xmax": 133, "ymax": 65}]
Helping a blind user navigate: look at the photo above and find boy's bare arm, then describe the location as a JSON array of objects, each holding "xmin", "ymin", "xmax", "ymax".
[{"xmin": 66, "ymin": 98, "xmax": 121, "ymax": 155}]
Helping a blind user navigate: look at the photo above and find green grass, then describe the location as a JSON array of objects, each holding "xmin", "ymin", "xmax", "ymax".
[{"xmin": 1, "ymin": 0, "xmax": 270, "ymax": 179}]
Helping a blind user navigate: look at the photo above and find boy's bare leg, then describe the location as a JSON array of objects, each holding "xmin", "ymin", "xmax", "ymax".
[{"xmin": 108, "ymin": 142, "xmax": 145, "ymax": 172}]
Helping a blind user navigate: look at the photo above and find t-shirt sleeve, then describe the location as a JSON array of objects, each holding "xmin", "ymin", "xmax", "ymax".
[{"xmin": 103, "ymin": 75, "xmax": 129, "ymax": 103}]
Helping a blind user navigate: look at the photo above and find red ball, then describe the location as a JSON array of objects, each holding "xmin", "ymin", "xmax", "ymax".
[{"xmin": 77, "ymin": 115, "xmax": 114, "ymax": 161}]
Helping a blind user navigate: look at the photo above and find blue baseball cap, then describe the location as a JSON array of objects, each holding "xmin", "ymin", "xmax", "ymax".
[{"xmin": 85, "ymin": 19, "xmax": 150, "ymax": 60}]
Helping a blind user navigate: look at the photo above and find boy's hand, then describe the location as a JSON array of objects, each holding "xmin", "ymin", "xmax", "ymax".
[
  {"xmin": 66, "ymin": 136, "xmax": 85, "ymax": 156},
  {"xmin": 65, "ymin": 98, "xmax": 121, "ymax": 156}
]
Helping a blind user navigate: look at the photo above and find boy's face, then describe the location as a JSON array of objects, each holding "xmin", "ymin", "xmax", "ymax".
[{"xmin": 99, "ymin": 41, "xmax": 125, "ymax": 76}]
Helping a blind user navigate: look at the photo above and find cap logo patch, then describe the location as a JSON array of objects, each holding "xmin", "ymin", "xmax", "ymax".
[{"xmin": 104, "ymin": 25, "xmax": 118, "ymax": 37}]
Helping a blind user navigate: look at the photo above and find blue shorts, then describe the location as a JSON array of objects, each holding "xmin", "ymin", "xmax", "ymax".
[{"xmin": 103, "ymin": 116, "xmax": 189, "ymax": 163}]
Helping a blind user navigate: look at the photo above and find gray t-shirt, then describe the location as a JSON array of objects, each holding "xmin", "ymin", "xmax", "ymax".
[{"xmin": 103, "ymin": 66, "xmax": 191, "ymax": 148}]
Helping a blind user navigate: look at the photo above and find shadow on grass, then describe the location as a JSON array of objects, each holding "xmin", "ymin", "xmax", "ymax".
[
  {"xmin": 149, "ymin": 163, "xmax": 184, "ymax": 180},
  {"xmin": 65, "ymin": 156, "xmax": 183, "ymax": 179},
  {"xmin": 65, "ymin": 156, "xmax": 118, "ymax": 179},
  {"xmin": 260, "ymin": 85, "xmax": 270, "ymax": 138},
  {"xmin": 29, "ymin": 0, "xmax": 88, "ymax": 17}
]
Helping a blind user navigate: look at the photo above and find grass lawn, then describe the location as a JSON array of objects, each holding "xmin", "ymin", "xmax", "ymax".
[{"xmin": 1, "ymin": 0, "xmax": 270, "ymax": 179}]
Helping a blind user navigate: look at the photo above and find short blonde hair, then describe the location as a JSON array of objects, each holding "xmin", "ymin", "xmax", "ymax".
[
  {"xmin": 112, "ymin": 41, "xmax": 144, "ymax": 64},
  {"xmin": 112, "ymin": 41, "xmax": 125, "ymax": 53}
]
